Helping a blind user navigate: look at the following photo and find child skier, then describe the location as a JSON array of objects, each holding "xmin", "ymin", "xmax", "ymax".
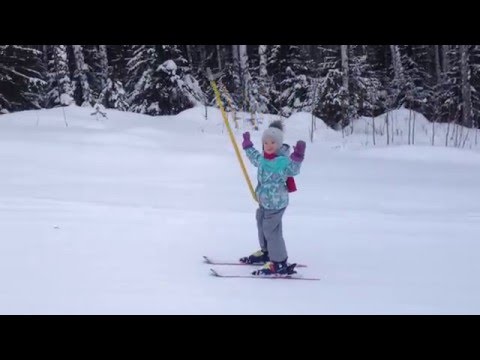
[{"xmin": 239, "ymin": 120, "xmax": 306, "ymax": 275}]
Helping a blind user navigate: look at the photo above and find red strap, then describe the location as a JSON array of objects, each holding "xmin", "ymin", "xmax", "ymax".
[{"xmin": 286, "ymin": 177, "xmax": 297, "ymax": 192}]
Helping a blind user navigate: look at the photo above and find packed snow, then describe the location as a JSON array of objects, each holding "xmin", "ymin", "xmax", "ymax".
[{"xmin": 1, "ymin": 105, "xmax": 480, "ymax": 314}]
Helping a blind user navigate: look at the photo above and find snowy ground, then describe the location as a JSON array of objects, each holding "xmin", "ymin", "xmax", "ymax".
[{"xmin": 1, "ymin": 105, "xmax": 480, "ymax": 314}]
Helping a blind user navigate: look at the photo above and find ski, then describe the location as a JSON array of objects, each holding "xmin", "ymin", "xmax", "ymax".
[
  {"xmin": 203, "ymin": 255, "xmax": 307, "ymax": 268},
  {"xmin": 209, "ymin": 268, "xmax": 320, "ymax": 281}
]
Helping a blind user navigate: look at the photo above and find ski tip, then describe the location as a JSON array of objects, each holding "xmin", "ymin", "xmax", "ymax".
[{"xmin": 209, "ymin": 268, "xmax": 220, "ymax": 277}]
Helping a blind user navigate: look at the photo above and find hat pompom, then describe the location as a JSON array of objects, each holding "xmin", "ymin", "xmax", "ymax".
[{"xmin": 269, "ymin": 120, "xmax": 283, "ymax": 131}]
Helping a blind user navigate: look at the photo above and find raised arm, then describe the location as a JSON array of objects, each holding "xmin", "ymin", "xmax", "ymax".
[
  {"xmin": 242, "ymin": 132, "xmax": 262, "ymax": 167},
  {"xmin": 285, "ymin": 140, "xmax": 306, "ymax": 176}
]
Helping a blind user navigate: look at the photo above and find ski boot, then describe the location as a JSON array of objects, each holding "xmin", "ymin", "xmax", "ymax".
[
  {"xmin": 251, "ymin": 260, "xmax": 297, "ymax": 276},
  {"xmin": 239, "ymin": 249, "xmax": 269, "ymax": 265}
]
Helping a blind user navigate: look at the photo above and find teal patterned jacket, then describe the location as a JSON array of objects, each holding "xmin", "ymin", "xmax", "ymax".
[{"xmin": 245, "ymin": 145, "xmax": 302, "ymax": 210}]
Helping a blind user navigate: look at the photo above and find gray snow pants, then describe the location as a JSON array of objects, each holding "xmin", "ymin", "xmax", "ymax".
[{"xmin": 256, "ymin": 206, "xmax": 288, "ymax": 262}]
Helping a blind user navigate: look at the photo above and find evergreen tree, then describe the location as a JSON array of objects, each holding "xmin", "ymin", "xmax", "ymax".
[
  {"xmin": 0, "ymin": 45, "xmax": 46, "ymax": 113},
  {"xmin": 127, "ymin": 45, "xmax": 202, "ymax": 115},
  {"xmin": 45, "ymin": 45, "xmax": 74, "ymax": 107}
]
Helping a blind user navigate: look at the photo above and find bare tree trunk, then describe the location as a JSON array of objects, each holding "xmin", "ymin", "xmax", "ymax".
[
  {"xmin": 309, "ymin": 78, "xmax": 319, "ymax": 120},
  {"xmin": 309, "ymin": 79, "xmax": 318, "ymax": 143},
  {"xmin": 453, "ymin": 123, "xmax": 456, "ymax": 147},
  {"xmin": 341, "ymin": 45, "xmax": 351, "ymax": 133},
  {"xmin": 456, "ymin": 124, "xmax": 461, "ymax": 147},
  {"xmin": 391, "ymin": 111, "xmax": 395, "ymax": 144},
  {"xmin": 186, "ymin": 45, "xmax": 193, "ymax": 66},
  {"xmin": 412, "ymin": 111, "xmax": 416, "ymax": 145},
  {"xmin": 257, "ymin": 45, "xmax": 269, "ymax": 114},
  {"xmin": 310, "ymin": 113, "xmax": 314, "ymax": 143},
  {"xmin": 341, "ymin": 45, "xmax": 349, "ymax": 92},
  {"xmin": 42, "ymin": 45, "xmax": 49, "ymax": 65},
  {"xmin": 442, "ymin": 45, "xmax": 450, "ymax": 74},
  {"xmin": 408, "ymin": 109, "xmax": 412, "ymax": 145},
  {"xmin": 460, "ymin": 44, "xmax": 473, "ymax": 127},
  {"xmin": 390, "ymin": 45, "xmax": 404, "ymax": 82},
  {"xmin": 98, "ymin": 45, "xmax": 109, "ymax": 90},
  {"xmin": 462, "ymin": 128, "xmax": 469, "ymax": 148},
  {"xmin": 259, "ymin": 45, "xmax": 268, "ymax": 78},
  {"xmin": 365, "ymin": 117, "xmax": 368, "ymax": 145},
  {"xmin": 232, "ymin": 45, "xmax": 239, "ymax": 73},
  {"xmin": 457, "ymin": 124, "xmax": 460, "ymax": 147},
  {"xmin": 432, "ymin": 45, "xmax": 441, "ymax": 146},
  {"xmin": 62, "ymin": 107, "xmax": 69, "ymax": 127},
  {"xmin": 434, "ymin": 45, "xmax": 442, "ymax": 84},
  {"xmin": 239, "ymin": 45, "xmax": 248, "ymax": 81},
  {"xmin": 72, "ymin": 45, "xmax": 91, "ymax": 106},
  {"xmin": 386, "ymin": 112, "xmax": 390, "ymax": 145},
  {"xmin": 231, "ymin": 45, "xmax": 241, "ymax": 104},
  {"xmin": 200, "ymin": 45, "xmax": 207, "ymax": 73},
  {"xmin": 372, "ymin": 116, "xmax": 376, "ymax": 146},
  {"xmin": 238, "ymin": 45, "xmax": 249, "ymax": 112},
  {"xmin": 216, "ymin": 45, "xmax": 222, "ymax": 71},
  {"xmin": 232, "ymin": 45, "xmax": 239, "ymax": 61},
  {"xmin": 432, "ymin": 117, "xmax": 435, "ymax": 146},
  {"xmin": 459, "ymin": 124, "xmax": 465, "ymax": 147},
  {"xmin": 475, "ymin": 108, "xmax": 479, "ymax": 146},
  {"xmin": 446, "ymin": 121, "xmax": 450, "ymax": 147}
]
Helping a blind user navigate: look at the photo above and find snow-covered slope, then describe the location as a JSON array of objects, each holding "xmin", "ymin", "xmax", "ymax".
[{"xmin": 1, "ymin": 105, "xmax": 479, "ymax": 314}]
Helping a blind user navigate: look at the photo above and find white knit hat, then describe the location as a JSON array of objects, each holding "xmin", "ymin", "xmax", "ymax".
[{"xmin": 262, "ymin": 120, "xmax": 284, "ymax": 145}]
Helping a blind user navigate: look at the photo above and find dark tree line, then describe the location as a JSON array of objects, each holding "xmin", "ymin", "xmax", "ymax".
[{"xmin": 1, "ymin": 45, "xmax": 479, "ymax": 129}]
